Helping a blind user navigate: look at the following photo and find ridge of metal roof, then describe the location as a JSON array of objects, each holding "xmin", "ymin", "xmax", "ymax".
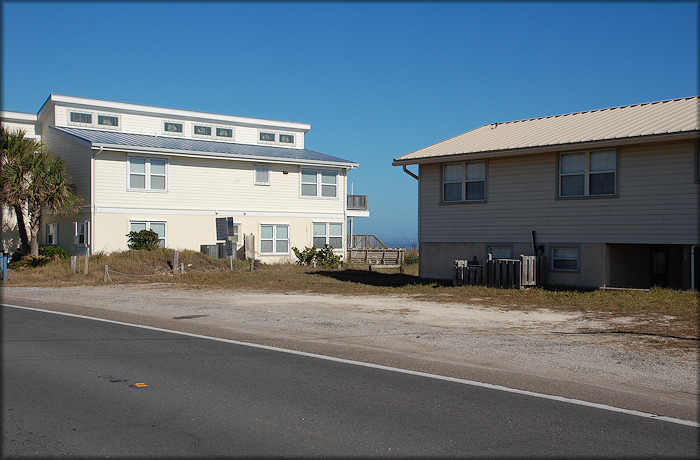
[
  {"xmin": 50, "ymin": 126, "xmax": 358, "ymax": 168},
  {"xmin": 393, "ymin": 96, "xmax": 700, "ymax": 164}
]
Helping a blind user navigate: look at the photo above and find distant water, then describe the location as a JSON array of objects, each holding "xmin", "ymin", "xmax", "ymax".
[{"xmin": 383, "ymin": 241, "xmax": 419, "ymax": 250}]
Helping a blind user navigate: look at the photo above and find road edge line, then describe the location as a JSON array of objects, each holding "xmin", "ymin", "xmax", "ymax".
[{"xmin": 3, "ymin": 302, "xmax": 698, "ymax": 428}]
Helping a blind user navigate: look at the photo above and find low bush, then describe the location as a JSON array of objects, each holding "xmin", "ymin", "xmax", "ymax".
[
  {"xmin": 9, "ymin": 254, "xmax": 51, "ymax": 269},
  {"xmin": 39, "ymin": 245, "xmax": 70, "ymax": 260},
  {"xmin": 293, "ymin": 244, "xmax": 343, "ymax": 268},
  {"xmin": 127, "ymin": 229, "xmax": 161, "ymax": 250}
]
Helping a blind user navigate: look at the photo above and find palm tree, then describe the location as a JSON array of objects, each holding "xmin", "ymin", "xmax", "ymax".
[
  {"xmin": 1, "ymin": 127, "xmax": 82, "ymax": 256},
  {"xmin": 1, "ymin": 128, "xmax": 37, "ymax": 254}
]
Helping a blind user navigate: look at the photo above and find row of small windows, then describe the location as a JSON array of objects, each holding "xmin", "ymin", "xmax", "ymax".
[
  {"xmin": 259, "ymin": 131, "xmax": 296, "ymax": 146},
  {"xmin": 69, "ymin": 111, "xmax": 120, "ymax": 129},
  {"xmin": 441, "ymin": 149, "xmax": 617, "ymax": 203},
  {"xmin": 69, "ymin": 111, "xmax": 297, "ymax": 147},
  {"xmin": 164, "ymin": 120, "xmax": 234, "ymax": 139}
]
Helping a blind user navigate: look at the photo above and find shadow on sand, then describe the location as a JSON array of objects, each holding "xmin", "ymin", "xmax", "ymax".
[{"xmin": 312, "ymin": 269, "xmax": 450, "ymax": 288}]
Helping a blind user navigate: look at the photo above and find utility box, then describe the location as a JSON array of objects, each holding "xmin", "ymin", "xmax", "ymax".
[{"xmin": 200, "ymin": 244, "xmax": 219, "ymax": 259}]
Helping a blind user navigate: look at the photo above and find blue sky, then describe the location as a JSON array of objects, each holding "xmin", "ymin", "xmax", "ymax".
[{"xmin": 2, "ymin": 1, "xmax": 697, "ymax": 245}]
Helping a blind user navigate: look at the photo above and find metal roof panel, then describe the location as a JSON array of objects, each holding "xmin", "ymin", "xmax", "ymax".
[
  {"xmin": 51, "ymin": 126, "xmax": 357, "ymax": 168},
  {"xmin": 394, "ymin": 96, "xmax": 700, "ymax": 163}
]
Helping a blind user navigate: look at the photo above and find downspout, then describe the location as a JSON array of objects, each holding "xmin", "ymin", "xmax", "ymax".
[
  {"xmin": 402, "ymin": 165, "xmax": 418, "ymax": 180},
  {"xmin": 90, "ymin": 146, "xmax": 103, "ymax": 255}
]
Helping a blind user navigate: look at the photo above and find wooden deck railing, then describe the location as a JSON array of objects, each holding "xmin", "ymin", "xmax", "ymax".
[{"xmin": 347, "ymin": 194, "xmax": 368, "ymax": 210}]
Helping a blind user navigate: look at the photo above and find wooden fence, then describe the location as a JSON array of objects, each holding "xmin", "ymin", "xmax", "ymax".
[
  {"xmin": 454, "ymin": 255, "xmax": 536, "ymax": 289},
  {"xmin": 348, "ymin": 248, "xmax": 405, "ymax": 267}
]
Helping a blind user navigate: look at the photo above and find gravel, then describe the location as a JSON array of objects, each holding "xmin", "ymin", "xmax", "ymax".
[{"xmin": 3, "ymin": 285, "xmax": 697, "ymax": 421}]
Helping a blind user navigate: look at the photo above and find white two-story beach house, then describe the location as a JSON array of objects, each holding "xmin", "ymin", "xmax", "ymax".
[{"xmin": 2, "ymin": 94, "xmax": 369, "ymax": 262}]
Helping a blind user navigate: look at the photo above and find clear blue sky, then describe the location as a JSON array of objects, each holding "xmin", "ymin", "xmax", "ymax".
[{"xmin": 2, "ymin": 1, "xmax": 697, "ymax": 245}]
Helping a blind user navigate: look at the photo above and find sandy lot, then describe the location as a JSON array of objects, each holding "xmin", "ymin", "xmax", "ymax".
[{"xmin": 3, "ymin": 285, "xmax": 697, "ymax": 421}]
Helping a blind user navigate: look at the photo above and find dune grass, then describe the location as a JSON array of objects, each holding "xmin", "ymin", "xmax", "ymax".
[{"xmin": 4, "ymin": 248, "xmax": 698, "ymax": 341}]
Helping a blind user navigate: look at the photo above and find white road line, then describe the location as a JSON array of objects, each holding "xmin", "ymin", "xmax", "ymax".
[{"xmin": 3, "ymin": 302, "xmax": 698, "ymax": 428}]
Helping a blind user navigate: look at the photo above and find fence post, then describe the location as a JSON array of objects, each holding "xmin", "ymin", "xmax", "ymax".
[
  {"xmin": 71, "ymin": 256, "xmax": 77, "ymax": 273},
  {"xmin": 84, "ymin": 254, "xmax": 89, "ymax": 275},
  {"xmin": 104, "ymin": 265, "xmax": 109, "ymax": 284},
  {"xmin": 180, "ymin": 263, "xmax": 185, "ymax": 274},
  {"xmin": 173, "ymin": 251, "xmax": 179, "ymax": 275}
]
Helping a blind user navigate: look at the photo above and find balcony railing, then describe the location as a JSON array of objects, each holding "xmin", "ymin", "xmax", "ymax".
[{"xmin": 347, "ymin": 194, "xmax": 368, "ymax": 210}]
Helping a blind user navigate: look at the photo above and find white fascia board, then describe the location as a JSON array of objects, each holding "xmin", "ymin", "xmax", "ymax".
[
  {"xmin": 0, "ymin": 111, "xmax": 38, "ymax": 122},
  {"xmin": 39, "ymin": 94, "xmax": 311, "ymax": 132},
  {"xmin": 99, "ymin": 144, "xmax": 358, "ymax": 169}
]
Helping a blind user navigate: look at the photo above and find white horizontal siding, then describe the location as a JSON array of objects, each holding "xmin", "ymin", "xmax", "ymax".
[
  {"xmin": 419, "ymin": 140, "xmax": 699, "ymax": 245},
  {"xmin": 42, "ymin": 129, "xmax": 92, "ymax": 208},
  {"xmin": 53, "ymin": 105, "xmax": 305, "ymax": 148},
  {"xmin": 1, "ymin": 120, "xmax": 39, "ymax": 140},
  {"xmin": 95, "ymin": 151, "xmax": 345, "ymax": 215}
]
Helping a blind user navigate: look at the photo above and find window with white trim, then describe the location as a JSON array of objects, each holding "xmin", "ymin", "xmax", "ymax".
[
  {"xmin": 259, "ymin": 131, "xmax": 276, "ymax": 143},
  {"xmin": 260, "ymin": 224, "xmax": 289, "ymax": 254},
  {"xmin": 487, "ymin": 246, "xmax": 512, "ymax": 259},
  {"xmin": 279, "ymin": 133, "xmax": 295, "ymax": 144},
  {"xmin": 301, "ymin": 169, "xmax": 337, "ymax": 198},
  {"xmin": 97, "ymin": 114, "xmax": 119, "ymax": 128},
  {"xmin": 69, "ymin": 111, "xmax": 92, "ymax": 125},
  {"xmin": 255, "ymin": 165, "xmax": 270, "ymax": 185},
  {"xmin": 258, "ymin": 131, "xmax": 295, "ymax": 146},
  {"xmin": 74, "ymin": 221, "xmax": 90, "ymax": 246},
  {"xmin": 163, "ymin": 121, "xmax": 183, "ymax": 134},
  {"xmin": 128, "ymin": 157, "xmax": 167, "ymax": 191},
  {"xmin": 559, "ymin": 150, "xmax": 616, "ymax": 197},
  {"xmin": 551, "ymin": 247, "xmax": 579, "ymax": 272},
  {"xmin": 216, "ymin": 127, "xmax": 233, "ymax": 139},
  {"xmin": 193, "ymin": 124, "xmax": 212, "ymax": 137},
  {"xmin": 130, "ymin": 221, "xmax": 166, "ymax": 248},
  {"xmin": 443, "ymin": 160, "xmax": 486, "ymax": 202},
  {"xmin": 45, "ymin": 222, "xmax": 58, "ymax": 245},
  {"xmin": 313, "ymin": 222, "xmax": 343, "ymax": 249},
  {"xmin": 229, "ymin": 223, "xmax": 241, "ymax": 244}
]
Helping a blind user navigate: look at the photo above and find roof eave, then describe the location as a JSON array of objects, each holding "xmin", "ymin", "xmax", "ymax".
[
  {"xmin": 392, "ymin": 131, "xmax": 700, "ymax": 166},
  {"xmin": 94, "ymin": 143, "xmax": 357, "ymax": 169},
  {"xmin": 49, "ymin": 126, "xmax": 356, "ymax": 169}
]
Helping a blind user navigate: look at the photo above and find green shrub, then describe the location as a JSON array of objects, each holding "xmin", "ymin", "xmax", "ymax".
[
  {"xmin": 293, "ymin": 246, "xmax": 317, "ymax": 266},
  {"xmin": 9, "ymin": 254, "xmax": 51, "ymax": 269},
  {"xmin": 127, "ymin": 229, "xmax": 161, "ymax": 250},
  {"xmin": 39, "ymin": 245, "xmax": 70, "ymax": 259},
  {"xmin": 292, "ymin": 244, "xmax": 343, "ymax": 268}
]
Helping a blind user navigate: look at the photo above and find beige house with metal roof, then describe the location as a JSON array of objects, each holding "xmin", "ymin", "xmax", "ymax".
[{"xmin": 394, "ymin": 96, "xmax": 700, "ymax": 289}]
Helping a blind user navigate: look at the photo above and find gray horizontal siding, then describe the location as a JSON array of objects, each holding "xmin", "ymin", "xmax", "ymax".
[{"xmin": 419, "ymin": 140, "xmax": 699, "ymax": 245}]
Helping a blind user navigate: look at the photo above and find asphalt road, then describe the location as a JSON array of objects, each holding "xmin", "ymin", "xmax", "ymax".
[{"xmin": 3, "ymin": 305, "xmax": 698, "ymax": 458}]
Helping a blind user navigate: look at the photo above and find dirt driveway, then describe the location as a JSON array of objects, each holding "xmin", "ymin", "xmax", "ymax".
[{"xmin": 3, "ymin": 285, "xmax": 697, "ymax": 422}]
